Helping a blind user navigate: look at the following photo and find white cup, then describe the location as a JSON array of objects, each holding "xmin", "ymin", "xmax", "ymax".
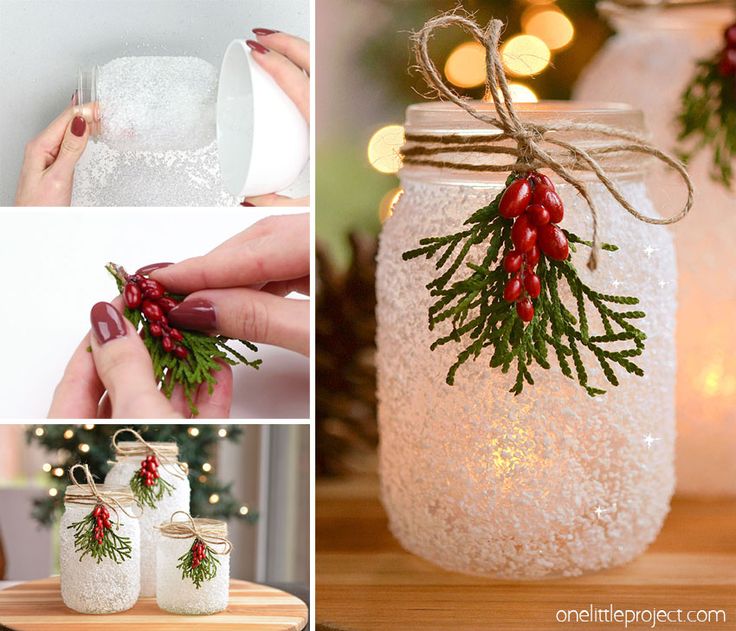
[{"xmin": 217, "ymin": 39, "xmax": 309, "ymax": 197}]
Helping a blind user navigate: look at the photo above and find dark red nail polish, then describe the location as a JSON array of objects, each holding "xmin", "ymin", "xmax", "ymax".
[
  {"xmin": 167, "ymin": 299, "xmax": 217, "ymax": 332},
  {"xmin": 246, "ymin": 39, "xmax": 269, "ymax": 54},
  {"xmin": 241, "ymin": 200, "xmax": 255, "ymax": 207},
  {"xmin": 90, "ymin": 302, "xmax": 127, "ymax": 344},
  {"xmin": 71, "ymin": 116, "xmax": 86, "ymax": 137},
  {"xmin": 253, "ymin": 28, "xmax": 279, "ymax": 36},
  {"xmin": 136, "ymin": 262, "xmax": 174, "ymax": 275}
]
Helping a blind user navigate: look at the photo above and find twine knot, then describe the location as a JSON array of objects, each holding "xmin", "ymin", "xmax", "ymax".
[
  {"xmin": 112, "ymin": 428, "xmax": 188, "ymax": 480},
  {"xmin": 158, "ymin": 511, "xmax": 232, "ymax": 555},
  {"xmin": 66, "ymin": 463, "xmax": 141, "ymax": 525}
]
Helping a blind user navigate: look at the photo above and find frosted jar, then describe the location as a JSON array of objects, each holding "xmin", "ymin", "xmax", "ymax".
[
  {"xmin": 60, "ymin": 490, "xmax": 140, "ymax": 613},
  {"xmin": 575, "ymin": 2, "xmax": 736, "ymax": 497},
  {"xmin": 156, "ymin": 522, "xmax": 230, "ymax": 614},
  {"xmin": 377, "ymin": 102, "xmax": 677, "ymax": 579},
  {"xmin": 105, "ymin": 445, "xmax": 190, "ymax": 597}
]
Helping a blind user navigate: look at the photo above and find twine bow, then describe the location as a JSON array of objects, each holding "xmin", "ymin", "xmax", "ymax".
[
  {"xmin": 158, "ymin": 511, "xmax": 233, "ymax": 555},
  {"xmin": 410, "ymin": 13, "xmax": 693, "ymax": 270},
  {"xmin": 66, "ymin": 463, "xmax": 141, "ymax": 525},
  {"xmin": 111, "ymin": 428, "xmax": 188, "ymax": 480}
]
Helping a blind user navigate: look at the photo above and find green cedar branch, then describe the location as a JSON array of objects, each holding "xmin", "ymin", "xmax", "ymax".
[
  {"xmin": 176, "ymin": 539, "xmax": 221, "ymax": 588},
  {"xmin": 129, "ymin": 471, "xmax": 175, "ymax": 510},
  {"xmin": 68, "ymin": 508, "xmax": 133, "ymax": 564}
]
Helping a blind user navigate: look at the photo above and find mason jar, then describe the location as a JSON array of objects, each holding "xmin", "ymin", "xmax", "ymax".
[
  {"xmin": 376, "ymin": 101, "xmax": 677, "ymax": 579},
  {"xmin": 60, "ymin": 484, "xmax": 140, "ymax": 613},
  {"xmin": 575, "ymin": 1, "xmax": 736, "ymax": 497},
  {"xmin": 156, "ymin": 518, "xmax": 230, "ymax": 614},
  {"xmin": 105, "ymin": 441, "xmax": 190, "ymax": 597}
]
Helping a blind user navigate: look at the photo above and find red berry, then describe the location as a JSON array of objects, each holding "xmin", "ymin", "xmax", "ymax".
[
  {"xmin": 153, "ymin": 469, "xmax": 160, "ymax": 479},
  {"xmin": 162, "ymin": 335, "xmax": 174, "ymax": 352},
  {"xmin": 511, "ymin": 214, "xmax": 537, "ymax": 253},
  {"xmin": 142, "ymin": 300, "xmax": 164, "ymax": 322},
  {"xmin": 93, "ymin": 505, "xmax": 102, "ymax": 517},
  {"xmin": 151, "ymin": 455, "xmax": 159, "ymax": 466},
  {"xmin": 530, "ymin": 171, "xmax": 554, "ymax": 189},
  {"xmin": 725, "ymin": 23, "xmax": 736, "ymax": 48},
  {"xmin": 719, "ymin": 48, "xmax": 736, "ymax": 76},
  {"xmin": 526, "ymin": 245, "xmax": 540, "ymax": 268},
  {"xmin": 158, "ymin": 297, "xmax": 178, "ymax": 313},
  {"xmin": 538, "ymin": 224, "xmax": 570, "ymax": 261},
  {"xmin": 498, "ymin": 178, "xmax": 532, "ymax": 219},
  {"xmin": 503, "ymin": 277, "xmax": 523, "ymax": 303},
  {"xmin": 139, "ymin": 278, "xmax": 165, "ymax": 300},
  {"xmin": 503, "ymin": 251, "xmax": 523, "ymax": 274},
  {"xmin": 526, "ymin": 204, "xmax": 550, "ymax": 227},
  {"xmin": 524, "ymin": 272, "xmax": 541, "ymax": 299},
  {"xmin": 516, "ymin": 298, "xmax": 535, "ymax": 322},
  {"xmin": 103, "ymin": 518, "xmax": 112, "ymax": 529},
  {"xmin": 532, "ymin": 186, "xmax": 564, "ymax": 223},
  {"xmin": 124, "ymin": 283, "xmax": 142, "ymax": 309},
  {"xmin": 149, "ymin": 323, "xmax": 163, "ymax": 337},
  {"xmin": 169, "ymin": 328, "xmax": 183, "ymax": 342},
  {"xmin": 173, "ymin": 345, "xmax": 189, "ymax": 359}
]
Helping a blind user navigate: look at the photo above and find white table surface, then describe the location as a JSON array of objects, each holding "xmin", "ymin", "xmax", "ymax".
[
  {"xmin": 0, "ymin": 207, "xmax": 310, "ymax": 419},
  {"xmin": 0, "ymin": 0, "xmax": 309, "ymax": 205}
]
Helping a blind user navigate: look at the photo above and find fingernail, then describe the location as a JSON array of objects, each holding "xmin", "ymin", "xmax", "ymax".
[
  {"xmin": 136, "ymin": 262, "xmax": 174, "ymax": 275},
  {"xmin": 90, "ymin": 302, "xmax": 127, "ymax": 344},
  {"xmin": 71, "ymin": 116, "xmax": 86, "ymax": 137},
  {"xmin": 246, "ymin": 39, "xmax": 269, "ymax": 54},
  {"xmin": 241, "ymin": 200, "xmax": 255, "ymax": 207},
  {"xmin": 253, "ymin": 28, "xmax": 279, "ymax": 35},
  {"xmin": 167, "ymin": 299, "xmax": 217, "ymax": 332}
]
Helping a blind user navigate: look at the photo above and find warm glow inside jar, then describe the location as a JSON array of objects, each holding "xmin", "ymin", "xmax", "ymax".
[
  {"xmin": 60, "ymin": 485, "xmax": 140, "ymax": 613},
  {"xmin": 376, "ymin": 101, "xmax": 677, "ymax": 579},
  {"xmin": 575, "ymin": 2, "xmax": 736, "ymax": 497},
  {"xmin": 105, "ymin": 442, "xmax": 190, "ymax": 597}
]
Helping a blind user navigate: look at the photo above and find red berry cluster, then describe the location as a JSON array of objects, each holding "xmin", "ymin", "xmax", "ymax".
[
  {"xmin": 124, "ymin": 275, "xmax": 188, "ymax": 359},
  {"xmin": 718, "ymin": 22, "xmax": 736, "ymax": 77},
  {"xmin": 92, "ymin": 504, "xmax": 112, "ymax": 545},
  {"xmin": 498, "ymin": 171, "xmax": 569, "ymax": 323},
  {"xmin": 137, "ymin": 454, "xmax": 160, "ymax": 487},
  {"xmin": 191, "ymin": 539, "xmax": 207, "ymax": 569}
]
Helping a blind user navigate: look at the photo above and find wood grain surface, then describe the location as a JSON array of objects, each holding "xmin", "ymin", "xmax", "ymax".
[
  {"xmin": 317, "ymin": 473, "xmax": 736, "ymax": 631},
  {"xmin": 0, "ymin": 577, "xmax": 308, "ymax": 631}
]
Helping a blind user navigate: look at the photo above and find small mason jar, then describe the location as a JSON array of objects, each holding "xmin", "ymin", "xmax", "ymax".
[
  {"xmin": 156, "ymin": 518, "xmax": 230, "ymax": 614},
  {"xmin": 60, "ymin": 484, "xmax": 140, "ymax": 613},
  {"xmin": 105, "ymin": 442, "xmax": 190, "ymax": 597},
  {"xmin": 377, "ymin": 101, "xmax": 677, "ymax": 579}
]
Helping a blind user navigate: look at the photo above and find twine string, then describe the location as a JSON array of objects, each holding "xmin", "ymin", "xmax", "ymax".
[
  {"xmin": 66, "ymin": 463, "xmax": 141, "ymax": 525},
  {"xmin": 410, "ymin": 13, "xmax": 693, "ymax": 270},
  {"xmin": 111, "ymin": 428, "xmax": 188, "ymax": 480},
  {"xmin": 158, "ymin": 510, "xmax": 233, "ymax": 555}
]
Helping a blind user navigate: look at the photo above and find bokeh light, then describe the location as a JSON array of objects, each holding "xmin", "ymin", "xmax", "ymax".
[
  {"xmin": 501, "ymin": 34, "xmax": 551, "ymax": 76},
  {"xmin": 445, "ymin": 41, "xmax": 486, "ymax": 88},
  {"xmin": 508, "ymin": 83, "xmax": 539, "ymax": 103},
  {"xmin": 379, "ymin": 188, "xmax": 404, "ymax": 223},
  {"xmin": 524, "ymin": 9, "xmax": 575, "ymax": 51},
  {"xmin": 368, "ymin": 125, "xmax": 405, "ymax": 174}
]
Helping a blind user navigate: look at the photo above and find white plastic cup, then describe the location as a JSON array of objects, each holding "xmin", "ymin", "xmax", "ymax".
[{"xmin": 217, "ymin": 40, "xmax": 309, "ymax": 197}]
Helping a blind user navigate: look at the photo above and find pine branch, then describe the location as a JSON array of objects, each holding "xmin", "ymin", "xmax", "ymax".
[
  {"xmin": 68, "ymin": 507, "xmax": 133, "ymax": 564},
  {"xmin": 176, "ymin": 539, "xmax": 221, "ymax": 588},
  {"xmin": 129, "ymin": 471, "xmax": 175, "ymax": 510}
]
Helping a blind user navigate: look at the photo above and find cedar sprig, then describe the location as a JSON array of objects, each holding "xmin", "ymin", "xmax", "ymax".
[
  {"xmin": 402, "ymin": 182, "xmax": 646, "ymax": 396},
  {"xmin": 677, "ymin": 53, "xmax": 736, "ymax": 188},
  {"xmin": 176, "ymin": 539, "xmax": 221, "ymax": 588},
  {"xmin": 68, "ymin": 509, "xmax": 133, "ymax": 564},
  {"xmin": 106, "ymin": 263, "xmax": 262, "ymax": 416},
  {"xmin": 129, "ymin": 471, "xmax": 175, "ymax": 510}
]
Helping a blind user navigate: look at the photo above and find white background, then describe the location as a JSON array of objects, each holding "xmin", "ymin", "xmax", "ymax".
[
  {"xmin": 0, "ymin": 208, "xmax": 310, "ymax": 419},
  {"xmin": 0, "ymin": 0, "xmax": 309, "ymax": 205}
]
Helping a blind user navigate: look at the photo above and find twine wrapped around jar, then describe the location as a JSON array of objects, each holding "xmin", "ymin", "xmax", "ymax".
[
  {"xmin": 65, "ymin": 463, "xmax": 141, "ymax": 524},
  {"xmin": 158, "ymin": 511, "xmax": 232, "ymax": 554},
  {"xmin": 111, "ymin": 428, "xmax": 188, "ymax": 479}
]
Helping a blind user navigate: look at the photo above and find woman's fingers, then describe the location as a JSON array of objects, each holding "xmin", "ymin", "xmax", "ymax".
[
  {"xmin": 23, "ymin": 105, "xmax": 78, "ymax": 172},
  {"xmin": 88, "ymin": 301, "xmax": 180, "ymax": 418},
  {"xmin": 261, "ymin": 276, "xmax": 310, "ymax": 296},
  {"xmin": 253, "ymin": 29, "xmax": 310, "ymax": 72},
  {"xmin": 47, "ymin": 115, "xmax": 90, "ymax": 180},
  {"xmin": 194, "ymin": 360, "xmax": 234, "ymax": 418},
  {"xmin": 48, "ymin": 333, "xmax": 105, "ymax": 419},
  {"xmin": 247, "ymin": 40, "xmax": 309, "ymax": 120},
  {"xmin": 166, "ymin": 288, "xmax": 309, "ymax": 356},
  {"xmin": 243, "ymin": 193, "xmax": 309, "ymax": 207}
]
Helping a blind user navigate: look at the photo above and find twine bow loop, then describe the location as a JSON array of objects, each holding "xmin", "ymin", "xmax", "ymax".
[
  {"xmin": 158, "ymin": 510, "xmax": 232, "ymax": 555},
  {"xmin": 66, "ymin": 463, "xmax": 142, "ymax": 524},
  {"xmin": 112, "ymin": 428, "xmax": 188, "ymax": 480}
]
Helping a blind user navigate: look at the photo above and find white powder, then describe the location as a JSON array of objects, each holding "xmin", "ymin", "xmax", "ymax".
[
  {"xmin": 97, "ymin": 56, "xmax": 216, "ymax": 152},
  {"xmin": 105, "ymin": 459, "xmax": 190, "ymax": 598},
  {"xmin": 156, "ymin": 534, "xmax": 230, "ymax": 614},
  {"xmin": 60, "ymin": 502, "xmax": 140, "ymax": 613}
]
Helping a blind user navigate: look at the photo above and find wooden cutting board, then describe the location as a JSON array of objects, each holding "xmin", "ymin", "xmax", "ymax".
[{"xmin": 0, "ymin": 576, "xmax": 308, "ymax": 631}]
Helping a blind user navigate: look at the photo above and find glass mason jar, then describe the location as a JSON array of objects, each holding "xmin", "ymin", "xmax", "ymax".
[
  {"xmin": 376, "ymin": 101, "xmax": 677, "ymax": 579},
  {"xmin": 156, "ymin": 519, "xmax": 230, "ymax": 614},
  {"xmin": 105, "ymin": 442, "xmax": 191, "ymax": 597},
  {"xmin": 60, "ymin": 485, "xmax": 140, "ymax": 613},
  {"xmin": 575, "ymin": 2, "xmax": 736, "ymax": 497}
]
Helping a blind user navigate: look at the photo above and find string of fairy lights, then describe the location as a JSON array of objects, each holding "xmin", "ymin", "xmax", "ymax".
[{"xmin": 367, "ymin": 1, "xmax": 576, "ymax": 221}]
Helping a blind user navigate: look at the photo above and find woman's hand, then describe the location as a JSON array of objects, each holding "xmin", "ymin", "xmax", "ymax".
[
  {"xmin": 49, "ymin": 300, "xmax": 233, "ymax": 419},
  {"xmin": 244, "ymin": 29, "xmax": 310, "ymax": 208},
  {"xmin": 149, "ymin": 213, "xmax": 310, "ymax": 356},
  {"xmin": 15, "ymin": 100, "xmax": 90, "ymax": 206}
]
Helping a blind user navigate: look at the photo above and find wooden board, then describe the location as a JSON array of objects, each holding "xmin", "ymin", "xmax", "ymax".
[
  {"xmin": 0, "ymin": 577, "xmax": 308, "ymax": 631},
  {"xmin": 317, "ymin": 472, "xmax": 736, "ymax": 631}
]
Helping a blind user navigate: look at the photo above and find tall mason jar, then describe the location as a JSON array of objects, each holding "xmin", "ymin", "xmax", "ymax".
[
  {"xmin": 575, "ymin": 2, "xmax": 736, "ymax": 497},
  {"xmin": 376, "ymin": 102, "xmax": 677, "ymax": 579},
  {"xmin": 60, "ymin": 484, "xmax": 140, "ymax": 613},
  {"xmin": 105, "ymin": 442, "xmax": 191, "ymax": 597}
]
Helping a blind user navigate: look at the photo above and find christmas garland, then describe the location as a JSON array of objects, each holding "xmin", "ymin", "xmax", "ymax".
[
  {"xmin": 106, "ymin": 263, "xmax": 262, "ymax": 416},
  {"xmin": 677, "ymin": 21, "xmax": 736, "ymax": 188}
]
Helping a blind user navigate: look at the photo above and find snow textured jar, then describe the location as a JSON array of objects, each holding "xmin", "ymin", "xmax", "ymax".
[
  {"xmin": 105, "ymin": 437, "xmax": 190, "ymax": 597},
  {"xmin": 60, "ymin": 481, "xmax": 140, "ymax": 613},
  {"xmin": 157, "ymin": 515, "xmax": 231, "ymax": 615},
  {"xmin": 377, "ymin": 101, "xmax": 678, "ymax": 579},
  {"xmin": 575, "ymin": 1, "xmax": 736, "ymax": 497}
]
